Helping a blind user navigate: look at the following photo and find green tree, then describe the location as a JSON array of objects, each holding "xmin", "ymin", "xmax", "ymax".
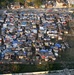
[
  {"xmin": 11, "ymin": 64, "xmax": 20, "ymax": 73},
  {"xmin": 14, "ymin": 0, "xmax": 24, "ymax": 3},
  {"xmin": 0, "ymin": 0, "xmax": 6, "ymax": 6},
  {"xmin": 0, "ymin": 0, "xmax": 13, "ymax": 7},
  {"xmin": 33, "ymin": 0, "xmax": 42, "ymax": 8}
]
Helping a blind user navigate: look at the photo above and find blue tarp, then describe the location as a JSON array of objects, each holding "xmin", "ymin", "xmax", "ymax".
[
  {"xmin": 55, "ymin": 43, "xmax": 61, "ymax": 48},
  {"xmin": 21, "ymin": 22, "xmax": 27, "ymax": 26},
  {"xmin": 40, "ymin": 49, "xmax": 48, "ymax": 53},
  {"xmin": 12, "ymin": 40, "xmax": 18, "ymax": 44},
  {"xmin": 2, "ymin": 49, "xmax": 11, "ymax": 55},
  {"xmin": 50, "ymin": 46, "xmax": 54, "ymax": 49},
  {"xmin": 43, "ymin": 22, "xmax": 49, "ymax": 27},
  {"xmin": 24, "ymin": 52, "xmax": 27, "ymax": 55},
  {"xmin": 12, "ymin": 39, "xmax": 23, "ymax": 44}
]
